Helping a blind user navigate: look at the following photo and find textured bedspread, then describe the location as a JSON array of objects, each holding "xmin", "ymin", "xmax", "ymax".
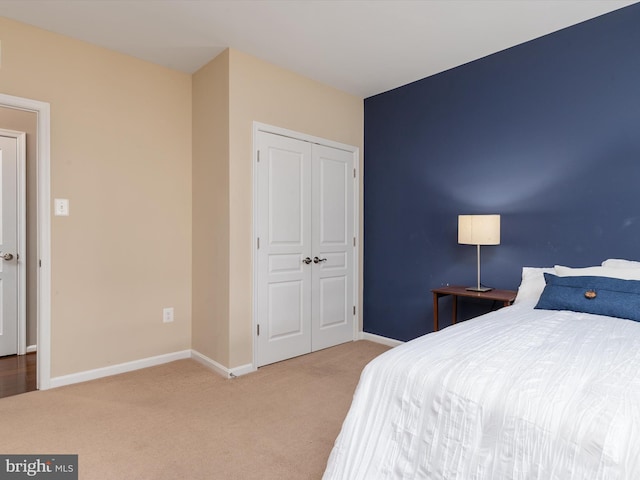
[{"xmin": 323, "ymin": 303, "xmax": 640, "ymax": 479}]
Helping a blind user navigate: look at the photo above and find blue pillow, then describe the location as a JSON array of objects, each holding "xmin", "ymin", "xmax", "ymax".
[{"xmin": 535, "ymin": 274, "xmax": 640, "ymax": 322}]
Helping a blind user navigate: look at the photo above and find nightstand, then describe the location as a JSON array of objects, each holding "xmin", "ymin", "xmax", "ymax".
[{"xmin": 431, "ymin": 285, "xmax": 517, "ymax": 332}]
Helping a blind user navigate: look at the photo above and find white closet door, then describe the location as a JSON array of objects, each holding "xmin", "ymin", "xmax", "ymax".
[
  {"xmin": 256, "ymin": 132, "xmax": 313, "ymax": 366},
  {"xmin": 311, "ymin": 144, "xmax": 354, "ymax": 351},
  {"xmin": 256, "ymin": 131, "xmax": 355, "ymax": 367}
]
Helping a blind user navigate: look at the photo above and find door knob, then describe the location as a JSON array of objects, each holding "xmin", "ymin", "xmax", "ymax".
[
  {"xmin": 302, "ymin": 257, "xmax": 312, "ymax": 264},
  {"xmin": 313, "ymin": 256, "xmax": 327, "ymax": 264},
  {"xmin": 1, "ymin": 253, "xmax": 14, "ymax": 261}
]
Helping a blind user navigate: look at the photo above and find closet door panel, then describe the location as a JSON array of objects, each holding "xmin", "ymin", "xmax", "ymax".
[
  {"xmin": 256, "ymin": 132, "xmax": 312, "ymax": 366},
  {"xmin": 311, "ymin": 144, "xmax": 354, "ymax": 351}
]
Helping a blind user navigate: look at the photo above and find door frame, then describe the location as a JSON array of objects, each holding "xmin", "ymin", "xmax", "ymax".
[
  {"xmin": 0, "ymin": 93, "xmax": 52, "ymax": 390},
  {"xmin": 0, "ymin": 129, "xmax": 27, "ymax": 356},
  {"xmin": 251, "ymin": 122, "xmax": 360, "ymax": 370}
]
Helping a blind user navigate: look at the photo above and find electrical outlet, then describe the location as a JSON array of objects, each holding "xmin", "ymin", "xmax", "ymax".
[{"xmin": 163, "ymin": 307, "xmax": 174, "ymax": 323}]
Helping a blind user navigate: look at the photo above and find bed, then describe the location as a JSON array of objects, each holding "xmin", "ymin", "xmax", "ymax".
[{"xmin": 323, "ymin": 261, "xmax": 640, "ymax": 479}]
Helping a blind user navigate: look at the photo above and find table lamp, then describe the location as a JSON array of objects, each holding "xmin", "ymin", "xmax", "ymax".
[{"xmin": 458, "ymin": 214, "xmax": 500, "ymax": 292}]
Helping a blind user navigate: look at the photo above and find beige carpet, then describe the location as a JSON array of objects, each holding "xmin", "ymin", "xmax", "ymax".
[{"xmin": 0, "ymin": 340, "xmax": 389, "ymax": 479}]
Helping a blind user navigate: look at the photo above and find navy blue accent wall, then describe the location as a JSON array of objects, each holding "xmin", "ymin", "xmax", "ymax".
[{"xmin": 364, "ymin": 4, "xmax": 640, "ymax": 341}]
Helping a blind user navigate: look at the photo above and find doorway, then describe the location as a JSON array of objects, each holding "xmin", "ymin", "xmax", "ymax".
[{"xmin": 0, "ymin": 93, "xmax": 52, "ymax": 392}]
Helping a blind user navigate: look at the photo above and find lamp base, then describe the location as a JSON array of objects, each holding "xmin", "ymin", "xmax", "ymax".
[{"xmin": 466, "ymin": 286, "xmax": 494, "ymax": 292}]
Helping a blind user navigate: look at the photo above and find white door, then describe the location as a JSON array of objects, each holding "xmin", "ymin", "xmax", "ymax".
[
  {"xmin": 256, "ymin": 131, "xmax": 354, "ymax": 367},
  {"xmin": 0, "ymin": 134, "xmax": 22, "ymax": 357},
  {"xmin": 256, "ymin": 133, "xmax": 313, "ymax": 366},
  {"xmin": 311, "ymin": 144, "xmax": 354, "ymax": 351}
]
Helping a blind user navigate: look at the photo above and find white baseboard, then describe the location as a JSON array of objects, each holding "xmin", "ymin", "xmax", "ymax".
[
  {"xmin": 49, "ymin": 350, "xmax": 192, "ymax": 389},
  {"xmin": 359, "ymin": 331, "xmax": 404, "ymax": 348},
  {"xmin": 48, "ymin": 338, "xmax": 394, "ymax": 390},
  {"xmin": 190, "ymin": 349, "xmax": 255, "ymax": 378},
  {"xmin": 26, "ymin": 344, "xmax": 37, "ymax": 353},
  {"xmin": 229, "ymin": 362, "xmax": 255, "ymax": 377}
]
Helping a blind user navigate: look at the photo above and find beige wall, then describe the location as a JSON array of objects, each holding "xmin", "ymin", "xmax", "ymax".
[
  {"xmin": 227, "ymin": 49, "xmax": 363, "ymax": 367},
  {"xmin": 0, "ymin": 106, "xmax": 38, "ymax": 347},
  {"xmin": 191, "ymin": 48, "xmax": 363, "ymax": 370},
  {"xmin": 192, "ymin": 50, "xmax": 231, "ymax": 365},
  {"xmin": 0, "ymin": 16, "xmax": 363, "ymax": 377},
  {"xmin": 0, "ymin": 17, "xmax": 192, "ymax": 376}
]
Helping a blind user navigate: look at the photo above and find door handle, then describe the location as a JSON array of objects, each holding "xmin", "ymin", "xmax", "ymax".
[
  {"xmin": 302, "ymin": 257, "xmax": 312, "ymax": 264},
  {"xmin": 1, "ymin": 253, "xmax": 14, "ymax": 261},
  {"xmin": 313, "ymin": 256, "xmax": 327, "ymax": 264}
]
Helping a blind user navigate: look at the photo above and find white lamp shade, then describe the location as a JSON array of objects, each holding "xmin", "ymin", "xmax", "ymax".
[{"xmin": 458, "ymin": 214, "xmax": 500, "ymax": 245}]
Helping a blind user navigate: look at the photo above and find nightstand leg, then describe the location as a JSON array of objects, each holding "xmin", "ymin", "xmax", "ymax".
[
  {"xmin": 452, "ymin": 295, "xmax": 457, "ymax": 325},
  {"xmin": 433, "ymin": 292, "xmax": 439, "ymax": 332}
]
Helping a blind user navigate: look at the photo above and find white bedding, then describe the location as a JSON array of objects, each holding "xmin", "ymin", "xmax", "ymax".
[{"xmin": 323, "ymin": 303, "xmax": 640, "ymax": 479}]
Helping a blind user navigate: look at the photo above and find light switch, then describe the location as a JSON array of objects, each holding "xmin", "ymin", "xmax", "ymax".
[{"xmin": 54, "ymin": 198, "xmax": 69, "ymax": 216}]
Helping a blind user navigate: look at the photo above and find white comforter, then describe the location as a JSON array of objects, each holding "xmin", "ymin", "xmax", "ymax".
[{"xmin": 324, "ymin": 303, "xmax": 640, "ymax": 479}]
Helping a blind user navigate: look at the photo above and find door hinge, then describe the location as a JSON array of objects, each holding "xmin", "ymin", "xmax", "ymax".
[
  {"xmin": 353, "ymin": 168, "xmax": 356, "ymax": 178},
  {"xmin": 353, "ymin": 306, "xmax": 356, "ymax": 315},
  {"xmin": 353, "ymin": 237, "xmax": 356, "ymax": 247},
  {"xmin": 257, "ymin": 150, "xmax": 260, "ymax": 162},
  {"xmin": 257, "ymin": 237, "xmax": 260, "ymax": 249},
  {"xmin": 257, "ymin": 324, "xmax": 260, "ymax": 336},
  {"xmin": 39, "ymin": 259, "xmax": 42, "ymax": 267}
]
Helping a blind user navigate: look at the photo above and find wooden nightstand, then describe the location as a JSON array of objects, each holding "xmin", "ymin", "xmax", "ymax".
[{"xmin": 431, "ymin": 286, "xmax": 517, "ymax": 332}]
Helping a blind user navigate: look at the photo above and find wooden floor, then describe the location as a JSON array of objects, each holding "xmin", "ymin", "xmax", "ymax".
[{"xmin": 0, "ymin": 353, "xmax": 37, "ymax": 399}]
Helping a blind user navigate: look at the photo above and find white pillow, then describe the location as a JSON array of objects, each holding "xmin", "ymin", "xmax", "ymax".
[
  {"xmin": 514, "ymin": 267, "xmax": 555, "ymax": 304},
  {"xmin": 554, "ymin": 265, "xmax": 640, "ymax": 280},
  {"xmin": 601, "ymin": 258, "xmax": 640, "ymax": 269}
]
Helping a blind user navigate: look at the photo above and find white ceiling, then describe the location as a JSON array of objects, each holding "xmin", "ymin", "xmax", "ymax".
[{"xmin": 0, "ymin": 0, "xmax": 636, "ymax": 98}]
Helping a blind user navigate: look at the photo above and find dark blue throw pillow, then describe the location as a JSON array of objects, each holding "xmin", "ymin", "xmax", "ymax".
[{"xmin": 535, "ymin": 274, "xmax": 640, "ymax": 322}]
